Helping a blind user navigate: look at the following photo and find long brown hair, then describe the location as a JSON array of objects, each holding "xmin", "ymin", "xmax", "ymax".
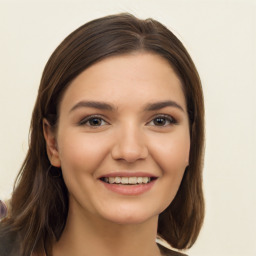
[{"xmin": 0, "ymin": 13, "xmax": 205, "ymax": 255}]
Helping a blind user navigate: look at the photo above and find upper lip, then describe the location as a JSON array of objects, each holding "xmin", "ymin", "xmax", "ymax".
[{"xmin": 98, "ymin": 172, "xmax": 158, "ymax": 178}]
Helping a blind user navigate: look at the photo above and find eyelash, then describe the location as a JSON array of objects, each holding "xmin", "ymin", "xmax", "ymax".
[
  {"xmin": 147, "ymin": 114, "xmax": 177, "ymax": 127},
  {"xmin": 79, "ymin": 115, "xmax": 109, "ymax": 127},
  {"xmin": 79, "ymin": 114, "xmax": 177, "ymax": 127}
]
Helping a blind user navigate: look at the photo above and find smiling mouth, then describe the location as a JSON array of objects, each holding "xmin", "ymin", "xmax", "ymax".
[{"xmin": 100, "ymin": 176, "xmax": 157, "ymax": 185}]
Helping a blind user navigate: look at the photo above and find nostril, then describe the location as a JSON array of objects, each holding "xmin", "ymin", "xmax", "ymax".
[
  {"xmin": 110, "ymin": 128, "xmax": 149, "ymax": 162},
  {"xmin": 111, "ymin": 144, "xmax": 148, "ymax": 162}
]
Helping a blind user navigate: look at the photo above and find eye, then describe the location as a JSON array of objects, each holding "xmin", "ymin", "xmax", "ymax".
[
  {"xmin": 79, "ymin": 116, "xmax": 108, "ymax": 127},
  {"xmin": 147, "ymin": 115, "xmax": 176, "ymax": 127}
]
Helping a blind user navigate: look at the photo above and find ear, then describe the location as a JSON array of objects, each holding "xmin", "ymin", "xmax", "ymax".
[{"xmin": 43, "ymin": 118, "xmax": 61, "ymax": 167}]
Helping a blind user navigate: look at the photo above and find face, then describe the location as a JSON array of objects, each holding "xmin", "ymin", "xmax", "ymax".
[{"xmin": 44, "ymin": 52, "xmax": 190, "ymax": 225}]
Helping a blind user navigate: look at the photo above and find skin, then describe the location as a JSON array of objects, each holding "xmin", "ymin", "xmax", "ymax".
[{"xmin": 43, "ymin": 52, "xmax": 190, "ymax": 256}]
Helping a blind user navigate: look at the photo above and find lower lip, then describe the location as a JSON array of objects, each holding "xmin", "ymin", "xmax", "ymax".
[{"xmin": 100, "ymin": 179, "xmax": 157, "ymax": 196}]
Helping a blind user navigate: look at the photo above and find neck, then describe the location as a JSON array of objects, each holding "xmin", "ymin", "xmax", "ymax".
[{"xmin": 53, "ymin": 201, "xmax": 162, "ymax": 256}]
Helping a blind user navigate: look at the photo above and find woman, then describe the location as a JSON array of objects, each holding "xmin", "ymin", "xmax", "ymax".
[{"xmin": 0, "ymin": 13, "xmax": 205, "ymax": 256}]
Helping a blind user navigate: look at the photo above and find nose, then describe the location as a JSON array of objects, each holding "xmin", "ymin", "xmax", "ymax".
[{"xmin": 111, "ymin": 124, "xmax": 148, "ymax": 163}]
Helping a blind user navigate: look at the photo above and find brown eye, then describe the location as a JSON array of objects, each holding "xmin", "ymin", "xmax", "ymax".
[
  {"xmin": 79, "ymin": 116, "xmax": 108, "ymax": 127},
  {"xmin": 153, "ymin": 117, "xmax": 168, "ymax": 126},
  {"xmin": 148, "ymin": 115, "xmax": 176, "ymax": 127},
  {"xmin": 88, "ymin": 118, "xmax": 103, "ymax": 126}
]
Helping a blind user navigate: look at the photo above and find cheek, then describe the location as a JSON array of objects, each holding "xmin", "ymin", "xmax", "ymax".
[
  {"xmin": 150, "ymin": 131, "xmax": 190, "ymax": 174},
  {"xmin": 57, "ymin": 132, "xmax": 111, "ymax": 175},
  {"xmin": 149, "ymin": 132, "xmax": 190, "ymax": 211}
]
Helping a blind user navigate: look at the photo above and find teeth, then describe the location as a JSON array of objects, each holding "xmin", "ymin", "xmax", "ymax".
[
  {"xmin": 142, "ymin": 177, "xmax": 149, "ymax": 184},
  {"xmin": 137, "ymin": 177, "xmax": 143, "ymax": 183},
  {"xmin": 109, "ymin": 177, "xmax": 115, "ymax": 184},
  {"xmin": 128, "ymin": 177, "xmax": 137, "ymax": 184},
  {"xmin": 121, "ymin": 177, "xmax": 129, "ymax": 184},
  {"xmin": 115, "ymin": 177, "xmax": 121, "ymax": 184},
  {"xmin": 102, "ymin": 177, "xmax": 152, "ymax": 185}
]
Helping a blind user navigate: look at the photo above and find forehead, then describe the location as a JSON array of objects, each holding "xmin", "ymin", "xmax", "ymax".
[{"xmin": 59, "ymin": 52, "xmax": 186, "ymax": 112}]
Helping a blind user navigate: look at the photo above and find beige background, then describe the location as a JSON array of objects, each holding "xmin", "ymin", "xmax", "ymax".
[{"xmin": 0, "ymin": 0, "xmax": 255, "ymax": 255}]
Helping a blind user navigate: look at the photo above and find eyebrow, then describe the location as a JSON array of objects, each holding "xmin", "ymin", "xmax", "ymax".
[
  {"xmin": 70, "ymin": 101, "xmax": 115, "ymax": 113},
  {"xmin": 69, "ymin": 100, "xmax": 184, "ymax": 113},
  {"xmin": 144, "ymin": 100, "xmax": 185, "ymax": 112}
]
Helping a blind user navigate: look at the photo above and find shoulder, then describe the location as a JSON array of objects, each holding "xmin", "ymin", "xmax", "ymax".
[{"xmin": 157, "ymin": 243, "xmax": 188, "ymax": 256}]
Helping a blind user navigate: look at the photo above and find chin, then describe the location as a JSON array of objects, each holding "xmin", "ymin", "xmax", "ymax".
[
  {"xmin": 98, "ymin": 205, "xmax": 160, "ymax": 225},
  {"xmin": 106, "ymin": 214, "xmax": 155, "ymax": 225}
]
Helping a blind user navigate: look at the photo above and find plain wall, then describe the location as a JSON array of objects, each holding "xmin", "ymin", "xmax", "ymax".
[{"xmin": 0, "ymin": 0, "xmax": 255, "ymax": 255}]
